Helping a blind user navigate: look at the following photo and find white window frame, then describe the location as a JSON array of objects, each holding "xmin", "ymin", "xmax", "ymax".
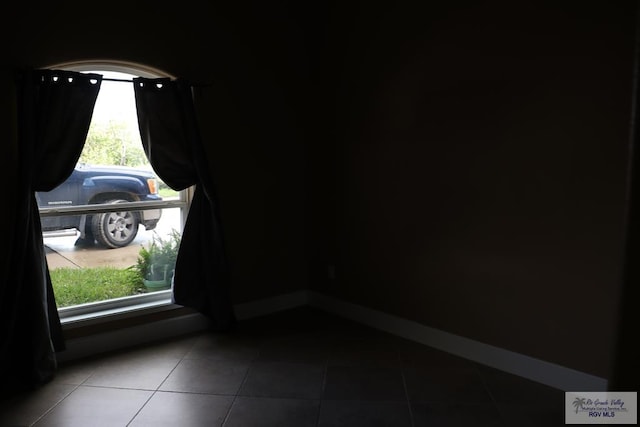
[{"xmin": 43, "ymin": 61, "xmax": 194, "ymax": 326}]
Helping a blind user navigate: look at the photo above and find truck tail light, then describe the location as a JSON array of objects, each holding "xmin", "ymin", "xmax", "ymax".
[{"xmin": 147, "ymin": 178, "xmax": 158, "ymax": 195}]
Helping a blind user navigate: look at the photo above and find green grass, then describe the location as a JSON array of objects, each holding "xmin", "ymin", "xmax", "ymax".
[
  {"xmin": 157, "ymin": 180, "xmax": 179, "ymax": 198},
  {"xmin": 159, "ymin": 187, "xmax": 178, "ymax": 198},
  {"xmin": 50, "ymin": 267, "xmax": 144, "ymax": 308}
]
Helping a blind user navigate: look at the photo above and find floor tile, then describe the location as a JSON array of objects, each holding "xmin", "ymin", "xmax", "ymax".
[
  {"xmin": 185, "ymin": 334, "xmax": 259, "ymax": 362},
  {"xmin": 53, "ymin": 358, "xmax": 102, "ymax": 386},
  {"xmin": 2, "ymin": 307, "xmax": 570, "ymax": 427},
  {"xmin": 498, "ymin": 403, "xmax": 566, "ymax": 427},
  {"xmin": 129, "ymin": 391, "xmax": 234, "ymax": 427},
  {"xmin": 257, "ymin": 336, "xmax": 331, "ymax": 364},
  {"xmin": 239, "ymin": 361, "xmax": 325, "ymax": 399},
  {"xmin": 323, "ymin": 365, "xmax": 406, "ymax": 401},
  {"xmin": 318, "ymin": 400, "xmax": 412, "ymax": 427},
  {"xmin": 159, "ymin": 358, "xmax": 249, "ymax": 395},
  {"xmin": 130, "ymin": 334, "xmax": 201, "ymax": 360},
  {"xmin": 328, "ymin": 337, "xmax": 400, "ymax": 368},
  {"xmin": 223, "ymin": 397, "xmax": 319, "ymax": 427},
  {"xmin": 399, "ymin": 343, "xmax": 476, "ymax": 369},
  {"xmin": 404, "ymin": 365, "xmax": 493, "ymax": 403},
  {"xmin": 32, "ymin": 386, "xmax": 152, "ymax": 427},
  {"xmin": 240, "ymin": 307, "xmax": 339, "ymax": 336},
  {"xmin": 0, "ymin": 383, "xmax": 77, "ymax": 427},
  {"xmin": 411, "ymin": 402, "xmax": 507, "ymax": 427},
  {"xmin": 82, "ymin": 353, "xmax": 180, "ymax": 390},
  {"xmin": 476, "ymin": 365, "xmax": 564, "ymax": 406}
]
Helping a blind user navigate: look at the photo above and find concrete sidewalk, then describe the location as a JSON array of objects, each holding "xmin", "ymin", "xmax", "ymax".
[
  {"xmin": 45, "ymin": 232, "xmax": 151, "ymax": 270},
  {"xmin": 44, "ymin": 207, "xmax": 182, "ymax": 270}
]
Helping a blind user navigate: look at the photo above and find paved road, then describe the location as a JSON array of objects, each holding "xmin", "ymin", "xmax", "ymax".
[{"xmin": 45, "ymin": 207, "xmax": 183, "ymax": 270}]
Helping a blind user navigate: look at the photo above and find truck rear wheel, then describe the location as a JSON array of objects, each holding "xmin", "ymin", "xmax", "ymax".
[{"xmin": 92, "ymin": 199, "xmax": 139, "ymax": 248}]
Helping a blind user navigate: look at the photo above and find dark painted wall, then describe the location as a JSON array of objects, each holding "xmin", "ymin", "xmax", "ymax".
[
  {"xmin": 3, "ymin": 0, "xmax": 637, "ymax": 381},
  {"xmin": 308, "ymin": 2, "xmax": 637, "ymax": 378},
  {"xmin": 3, "ymin": 0, "xmax": 312, "ymax": 303}
]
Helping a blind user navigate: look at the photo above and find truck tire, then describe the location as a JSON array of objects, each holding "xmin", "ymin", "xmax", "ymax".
[{"xmin": 92, "ymin": 199, "xmax": 140, "ymax": 248}]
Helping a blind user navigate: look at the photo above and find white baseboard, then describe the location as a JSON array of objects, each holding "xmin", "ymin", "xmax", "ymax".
[
  {"xmin": 308, "ymin": 291, "xmax": 608, "ymax": 392},
  {"xmin": 56, "ymin": 289, "xmax": 608, "ymax": 392}
]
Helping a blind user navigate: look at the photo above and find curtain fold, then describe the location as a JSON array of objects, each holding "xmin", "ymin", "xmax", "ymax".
[
  {"xmin": 1, "ymin": 70, "xmax": 101, "ymax": 397},
  {"xmin": 134, "ymin": 77, "xmax": 235, "ymax": 331}
]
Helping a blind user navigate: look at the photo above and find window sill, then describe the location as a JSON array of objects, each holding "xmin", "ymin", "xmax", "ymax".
[
  {"xmin": 59, "ymin": 290, "xmax": 179, "ymax": 330},
  {"xmin": 56, "ymin": 290, "xmax": 207, "ymax": 362}
]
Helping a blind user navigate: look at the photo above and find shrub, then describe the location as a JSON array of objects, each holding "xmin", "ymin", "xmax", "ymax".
[{"xmin": 133, "ymin": 229, "xmax": 182, "ymax": 282}]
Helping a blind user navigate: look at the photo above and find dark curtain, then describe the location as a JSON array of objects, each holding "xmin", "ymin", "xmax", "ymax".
[
  {"xmin": 1, "ymin": 70, "xmax": 101, "ymax": 397},
  {"xmin": 133, "ymin": 77, "xmax": 235, "ymax": 331}
]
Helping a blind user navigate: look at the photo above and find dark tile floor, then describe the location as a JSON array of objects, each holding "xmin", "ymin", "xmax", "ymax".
[{"xmin": 0, "ymin": 307, "xmax": 568, "ymax": 426}]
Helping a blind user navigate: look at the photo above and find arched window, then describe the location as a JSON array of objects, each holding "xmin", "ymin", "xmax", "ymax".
[
  {"xmin": 39, "ymin": 61, "xmax": 193, "ymax": 318},
  {"xmin": 5, "ymin": 63, "xmax": 232, "ymax": 391}
]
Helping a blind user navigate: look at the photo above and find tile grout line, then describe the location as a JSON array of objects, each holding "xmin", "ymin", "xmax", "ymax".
[
  {"xmin": 220, "ymin": 346, "xmax": 259, "ymax": 426},
  {"xmin": 126, "ymin": 335, "xmax": 202, "ymax": 426},
  {"xmin": 398, "ymin": 351, "xmax": 416, "ymax": 427},
  {"xmin": 19, "ymin": 310, "xmax": 565, "ymax": 426},
  {"xmin": 31, "ymin": 355, "xmax": 106, "ymax": 426},
  {"xmin": 472, "ymin": 362, "xmax": 510, "ymax": 426},
  {"xmin": 29, "ymin": 383, "xmax": 82, "ymax": 427},
  {"xmin": 154, "ymin": 336, "xmax": 201, "ymax": 392},
  {"xmin": 314, "ymin": 350, "xmax": 330, "ymax": 426},
  {"xmin": 125, "ymin": 390, "xmax": 157, "ymax": 427}
]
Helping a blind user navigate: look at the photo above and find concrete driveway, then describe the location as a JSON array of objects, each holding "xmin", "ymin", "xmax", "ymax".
[{"xmin": 44, "ymin": 208, "xmax": 182, "ymax": 270}]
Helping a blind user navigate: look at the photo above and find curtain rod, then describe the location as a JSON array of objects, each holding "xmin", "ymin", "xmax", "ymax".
[
  {"xmin": 102, "ymin": 77, "xmax": 135, "ymax": 82},
  {"xmin": 100, "ymin": 77, "xmax": 211, "ymax": 87}
]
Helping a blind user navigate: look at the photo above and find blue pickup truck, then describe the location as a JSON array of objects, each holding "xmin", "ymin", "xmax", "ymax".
[{"xmin": 37, "ymin": 164, "xmax": 163, "ymax": 248}]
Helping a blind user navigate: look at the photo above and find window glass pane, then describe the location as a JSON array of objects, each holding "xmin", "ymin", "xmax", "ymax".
[
  {"xmin": 45, "ymin": 207, "xmax": 182, "ymax": 308},
  {"xmin": 39, "ymin": 69, "xmax": 186, "ymax": 309}
]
